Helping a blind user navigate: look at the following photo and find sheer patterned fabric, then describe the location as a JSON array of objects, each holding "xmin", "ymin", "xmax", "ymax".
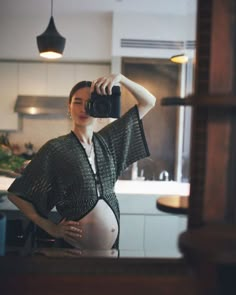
[{"xmin": 8, "ymin": 105, "xmax": 150, "ymax": 248}]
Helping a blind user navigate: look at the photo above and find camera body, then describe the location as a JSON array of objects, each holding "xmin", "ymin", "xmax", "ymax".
[{"xmin": 85, "ymin": 86, "xmax": 121, "ymax": 118}]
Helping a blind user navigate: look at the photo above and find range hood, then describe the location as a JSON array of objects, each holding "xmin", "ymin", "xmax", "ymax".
[{"xmin": 14, "ymin": 95, "xmax": 68, "ymax": 115}]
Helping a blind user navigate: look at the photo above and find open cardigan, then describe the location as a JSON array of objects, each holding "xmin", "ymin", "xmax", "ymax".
[{"xmin": 8, "ymin": 105, "xmax": 150, "ymax": 248}]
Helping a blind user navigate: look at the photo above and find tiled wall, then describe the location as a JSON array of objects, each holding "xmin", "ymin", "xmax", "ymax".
[{"xmin": 8, "ymin": 115, "xmax": 110, "ymax": 153}]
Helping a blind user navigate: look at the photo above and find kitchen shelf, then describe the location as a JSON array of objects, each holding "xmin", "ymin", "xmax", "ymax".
[{"xmin": 161, "ymin": 94, "xmax": 236, "ymax": 108}]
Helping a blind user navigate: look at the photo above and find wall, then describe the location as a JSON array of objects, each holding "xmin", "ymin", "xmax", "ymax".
[
  {"xmin": 112, "ymin": 13, "xmax": 196, "ymax": 59},
  {"xmin": 0, "ymin": 12, "xmax": 196, "ymax": 61},
  {"xmin": 120, "ymin": 58, "xmax": 180, "ymax": 180},
  {"xmin": 0, "ymin": 13, "xmax": 112, "ymax": 61}
]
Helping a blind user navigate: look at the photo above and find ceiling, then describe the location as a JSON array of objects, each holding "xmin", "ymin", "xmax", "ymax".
[{"xmin": 1, "ymin": 0, "xmax": 197, "ymax": 18}]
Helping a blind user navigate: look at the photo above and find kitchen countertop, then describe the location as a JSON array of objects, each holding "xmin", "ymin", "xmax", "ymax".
[
  {"xmin": 1, "ymin": 176, "xmax": 190, "ymax": 195},
  {"xmin": 115, "ymin": 180, "xmax": 189, "ymax": 196},
  {"xmin": 0, "ymin": 176, "xmax": 190, "ymax": 213},
  {"xmin": 0, "ymin": 176, "xmax": 15, "ymax": 193}
]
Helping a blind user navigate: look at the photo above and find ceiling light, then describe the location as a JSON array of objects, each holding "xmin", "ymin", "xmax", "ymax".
[
  {"xmin": 170, "ymin": 54, "xmax": 188, "ymax": 64},
  {"xmin": 36, "ymin": 0, "xmax": 66, "ymax": 59}
]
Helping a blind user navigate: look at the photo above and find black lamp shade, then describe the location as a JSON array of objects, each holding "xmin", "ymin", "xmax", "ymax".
[{"xmin": 37, "ymin": 16, "xmax": 66, "ymax": 58}]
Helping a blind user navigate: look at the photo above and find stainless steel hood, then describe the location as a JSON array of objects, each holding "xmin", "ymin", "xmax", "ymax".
[{"xmin": 14, "ymin": 95, "xmax": 68, "ymax": 115}]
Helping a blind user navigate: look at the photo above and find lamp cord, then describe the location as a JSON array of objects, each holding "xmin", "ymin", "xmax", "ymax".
[{"xmin": 51, "ymin": 0, "xmax": 53, "ymax": 17}]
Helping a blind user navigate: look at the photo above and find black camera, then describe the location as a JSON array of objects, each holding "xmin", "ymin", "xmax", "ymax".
[{"xmin": 85, "ymin": 86, "xmax": 121, "ymax": 118}]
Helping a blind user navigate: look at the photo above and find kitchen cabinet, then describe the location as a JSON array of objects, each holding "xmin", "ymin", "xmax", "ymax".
[
  {"xmin": 0, "ymin": 61, "xmax": 110, "ymax": 132},
  {"xmin": 18, "ymin": 63, "xmax": 110, "ymax": 96},
  {"xmin": 118, "ymin": 194, "xmax": 187, "ymax": 258},
  {"xmin": 18, "ymin": 63, "xmax": 48, "ymax": 95},
  {"xmin": 144, "ymin": 215, "xmax": 187, "ymax": 257},
  {"xmin": 47, "ymin": 64, "xmax": 75, "ymax": 96},
  {"xmin": 119, "ymin": 214, "xmax": 145, "ymax": 251},
  {"xmin": 74, "ymin": 64, "xmax": 110, "ymax": 81},
  {"xmin": 0, "ymin": 62, "xmax": 18, "ymax": 130}
]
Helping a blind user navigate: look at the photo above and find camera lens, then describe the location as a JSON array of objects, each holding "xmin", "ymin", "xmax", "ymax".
[{"xmin": 93, "ymin": 98, "xmax": 111, "ymax": 117}]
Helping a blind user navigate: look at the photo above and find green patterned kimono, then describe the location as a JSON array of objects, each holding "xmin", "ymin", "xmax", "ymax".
[{"xmin": 8, "ymin": 106, "xmax": 150, "ymax": 248}]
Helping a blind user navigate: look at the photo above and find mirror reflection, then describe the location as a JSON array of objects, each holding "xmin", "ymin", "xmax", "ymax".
[{"xmin": 0, "ymin": 0, "xmax": 196, "ymax": 258}]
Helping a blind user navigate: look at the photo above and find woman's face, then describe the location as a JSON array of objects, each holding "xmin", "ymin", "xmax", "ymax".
[{"xmin": 69, "ymin": 87, "xmax": 96, "ymax": 128}]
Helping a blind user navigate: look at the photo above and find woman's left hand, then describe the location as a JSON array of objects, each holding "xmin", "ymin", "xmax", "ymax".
[{"xmin": 57, "ymin": 218, "xmax": 82, "ymax": 244}]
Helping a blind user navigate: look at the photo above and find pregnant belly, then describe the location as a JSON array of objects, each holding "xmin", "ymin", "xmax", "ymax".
[{"xmin": 67, "ymin": 199, "xmax": 118, "ymax": 250}]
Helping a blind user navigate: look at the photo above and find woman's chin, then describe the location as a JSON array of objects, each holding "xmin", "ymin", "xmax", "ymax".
[{"xmin": 74, "ymin": 119, "xmax": 96, "ymax": 128}]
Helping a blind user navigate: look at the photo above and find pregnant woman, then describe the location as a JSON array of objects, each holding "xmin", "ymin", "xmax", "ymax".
[{"xmin": 8, "ymin": 73, "xmax": 156, "ymax": 251}]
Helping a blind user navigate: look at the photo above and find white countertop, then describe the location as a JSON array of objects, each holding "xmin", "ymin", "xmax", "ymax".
[
  {"xmin": 0, "ymin": 176, "xmax": 15, "ymax": 192},
  {"xmin": 114, "ymin": 180, "xmax": 189, "ymax": 196},
  {"xmin": 1, "ymin": 176, "xmax": 190, "ymax": 196},
  {"xmin": 0, "ymin": 176, "xmax": 190, "ymax": 212}
]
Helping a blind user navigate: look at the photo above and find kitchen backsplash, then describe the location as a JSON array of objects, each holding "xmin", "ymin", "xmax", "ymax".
[
  {"xmin": 7, "ymin": 115, "xmax": 110, "ymax": 153},
  {"xmin": 8, "ymin": 115, "xmax": 71, "ymax": 153}
]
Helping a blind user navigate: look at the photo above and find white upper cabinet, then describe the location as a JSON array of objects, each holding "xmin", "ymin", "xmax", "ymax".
[
  {"xmin": 18, "ymin": 63, "xmax": 47, "ymax": 95},
  {"xmin": 0, "ymin": 63, "xmax": 18, "ymax": 130},
  {"xmin": 74, "ymin": 64, "xmax": 110, "ymax": 82},
  {"xmin": 47, "ymin": 64, "xmax": 75, "ymax": 96},
  {"xmin": 0, "ymin": 61, "xmax": 110, "ymax": 131}
]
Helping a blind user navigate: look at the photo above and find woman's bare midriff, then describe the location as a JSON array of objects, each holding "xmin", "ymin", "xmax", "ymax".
[{"xmin": 67, "ymin": 199, "xmax": 118, "ymax": 250}]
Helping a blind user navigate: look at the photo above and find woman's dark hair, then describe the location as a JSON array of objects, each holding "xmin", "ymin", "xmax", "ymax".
[{"xmin": 69, "ymin": 80, "xmax": 92, "ymax": 103}]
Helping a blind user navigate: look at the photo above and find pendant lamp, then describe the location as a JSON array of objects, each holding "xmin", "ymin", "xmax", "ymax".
[
  {"xmin": 170, "ymin": 54, "xmax": 188, "ymax": 64},
  {"xmin": 37, "ymin": 0, "xmax": 66, "ymax": 59}
]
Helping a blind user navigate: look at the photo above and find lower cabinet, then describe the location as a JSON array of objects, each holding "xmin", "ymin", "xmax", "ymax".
[
  {"xmin": 144, "ymin": 215, "xmax": 187, "ymax": 257},
  {"xmin": 119, "ymin": 215, "xmax": 145, "ymax": 251},
  {"xmin": 119, "ymin": 210, "xmax": 187, "ymax": 258}
]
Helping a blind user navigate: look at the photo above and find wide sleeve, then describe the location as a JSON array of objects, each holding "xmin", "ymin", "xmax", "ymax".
[
  {"xmin": 98, "ymin": 105, "xmax": 150, "ymax": 177},
  {"xmin": 7, "ymin": 141, "xmax": 56, "ymax": 218}
]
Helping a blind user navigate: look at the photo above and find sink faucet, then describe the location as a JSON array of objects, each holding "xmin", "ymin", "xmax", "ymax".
[
  {"xmin": 131, "ymin": 161, "xmax": 138, "ymax": 180},
  {"xmin": 159, "ymin": 170, "xmax": 170, "ymax": 181}
]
